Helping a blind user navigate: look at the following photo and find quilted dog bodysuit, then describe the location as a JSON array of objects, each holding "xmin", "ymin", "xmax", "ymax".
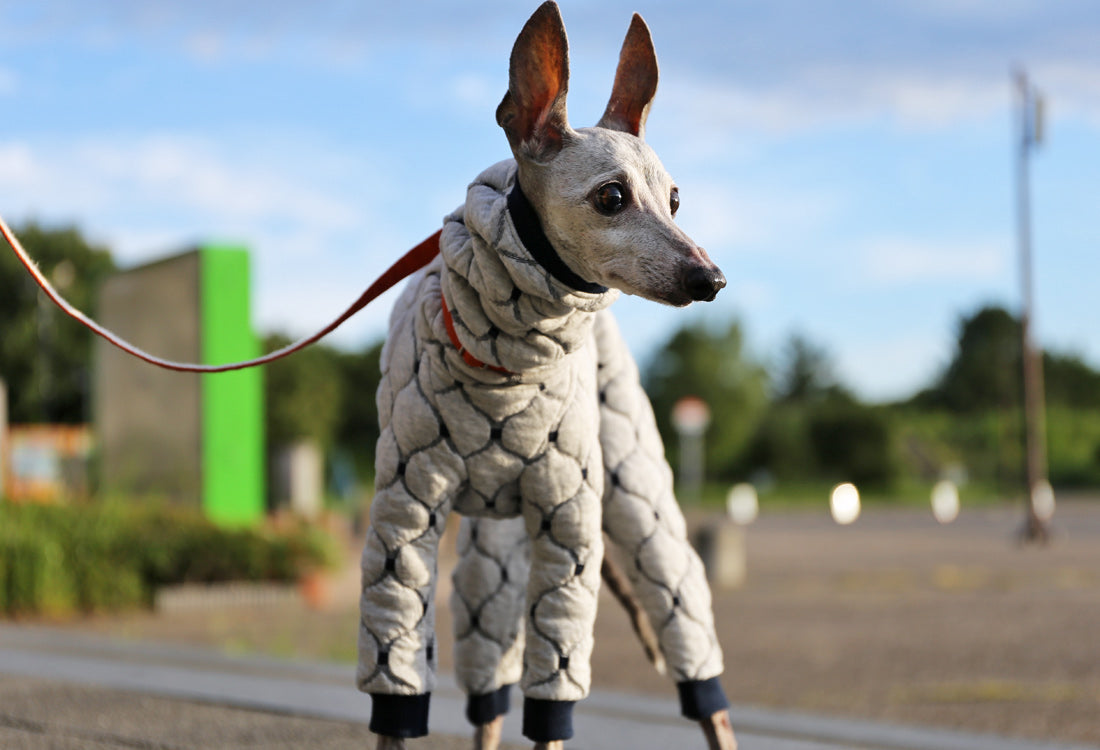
[{"xmin": 358, "ymin": 160, "xmax": 727, "ymax": 741}]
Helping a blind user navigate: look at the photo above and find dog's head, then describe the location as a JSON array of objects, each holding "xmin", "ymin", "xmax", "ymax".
[{"xmin": 496, "ymin": 1, "xmax": 725, "ymax": 307}]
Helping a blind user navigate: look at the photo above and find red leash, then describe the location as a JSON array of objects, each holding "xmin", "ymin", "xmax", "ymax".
[
  {"xmin": 0, "ymin": 212, "xmax": 441, "ymax": 373},
  {"xmin": 440, "ymin": 293, "xmax": 515, "ymax": 375}
]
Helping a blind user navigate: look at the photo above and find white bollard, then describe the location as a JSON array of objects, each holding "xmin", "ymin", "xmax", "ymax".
[
  {"xmin": 931, "ymin": 480, "xmax": 960, "ymax": 524},
  {"xmin": 693, "ymin": 521, "xmax": 747, "ymax": 589},
  {"xmin": 1032, "ymin": 479, "xmax": 1056, "ymax": 522},
  {"xmin": 726, "ymin": 483, "xmax": 759, "ymax": 526},
  {"xmin": 829, "ymin": 482, "xmax": 860, "ymax": 525}
]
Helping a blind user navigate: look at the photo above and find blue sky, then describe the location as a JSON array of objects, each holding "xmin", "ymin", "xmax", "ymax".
[{"xmin": 1, "ymin": 1, "xmax": 1097, "ymax": 402}]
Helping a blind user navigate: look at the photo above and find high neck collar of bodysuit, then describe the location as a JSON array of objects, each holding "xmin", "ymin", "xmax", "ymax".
[{"xmin": 506, "ymin": 179, "xmax": 610, "ymax": 295}]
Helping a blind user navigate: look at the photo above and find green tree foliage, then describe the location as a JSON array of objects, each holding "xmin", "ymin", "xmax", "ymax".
[
  {"xmin": 902, "ymin": 304, "xmax": 1100, "ymax": 490},
  {"xmin": 917, "ymin": 306, "xmax": 1022, "ymax": 412},
  {"xmin": 262, "ymin": 334, "xmax": 384, "ymax": 481},
  {"xmin": 807, "ymin": 405, "xmax": 898, "ymax": 486},
  {"xmin": 1044, "ymin": 352, "xmax": 1100, "ymax": 409},
  {"xmin": 743, "ymin": 332, "xmax": 898, "ymax": 487},
  {"xmin": 333, "ymin": 342, "xmax": 384, "ymax": 478},
  {"xmin": 773, "ymin": 333, "xmax": 851, "ymax": 404},
  {"xmin": 0, "ymin": 223, "xmax": 115, "ymax": 423},
  {"xmin": 262, "ymin": 334, "xmax": 345, "ymax": 448},
  {"xmin": 643, "ymin": 320, "xmax": 769, "ymax": 481},
  {"xmin": 914, "ymin": 304, "xmax": 1100, "ymax": 411}
]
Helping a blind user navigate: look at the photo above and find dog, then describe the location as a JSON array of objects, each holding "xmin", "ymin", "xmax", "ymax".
[{"xmin": 357, "ymin": 4, "xmax": 735, "ymax": 749}]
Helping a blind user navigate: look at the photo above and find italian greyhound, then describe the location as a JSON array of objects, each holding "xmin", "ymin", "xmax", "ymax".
[{"xmin": 359, "ymin": 4, "xmax": 736, "ymax": 749}]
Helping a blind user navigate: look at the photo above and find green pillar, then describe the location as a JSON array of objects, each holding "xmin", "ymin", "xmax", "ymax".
[{"xmin": 200, "ymin": 246, "xmax": 265, "ymax": 526}]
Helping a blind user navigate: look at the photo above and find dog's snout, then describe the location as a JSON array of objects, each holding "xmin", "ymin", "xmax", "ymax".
[{"xmin": 683, "ymin": 265, "xmax": 726, "ymax": 302}]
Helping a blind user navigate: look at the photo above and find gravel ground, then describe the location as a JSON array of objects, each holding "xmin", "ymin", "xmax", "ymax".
[{"xmin": 62, "ymin": 500, "xmax": 1100, "ymax": 746}]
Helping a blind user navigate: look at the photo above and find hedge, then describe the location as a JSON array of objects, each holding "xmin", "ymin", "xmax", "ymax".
[{"xmin": 0, "ymin": 500, "xmax": 341, "ymax": 616}]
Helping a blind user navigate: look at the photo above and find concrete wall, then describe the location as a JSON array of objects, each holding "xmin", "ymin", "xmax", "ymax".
[
  {"xmin": 271, "ymin": 440, "xmax": 323, "ymax": 520},
  {"xmin": 95, "ymin": 252, "xmax": 203, "ymax": 506}
]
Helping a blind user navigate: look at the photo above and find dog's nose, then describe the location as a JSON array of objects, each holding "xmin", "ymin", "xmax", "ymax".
[{"xmin": 683, "ymin": 266, "xmax": 726, "ymax": 302}]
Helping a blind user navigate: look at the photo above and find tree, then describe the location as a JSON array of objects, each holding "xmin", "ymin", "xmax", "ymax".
[
  {"xmin": 915, "ymin": 304, "xmax": 1100, "ymax": 411},
  {"xmin": 334, "ymin": 341, "xmax": 385, "ymax": 479},
  {"xmin": 644, "ymin": 320, "xmax": 769, "ymax": 480},
  {"xmin": 773, "ymin": 332, "xmax": 852, "ymax": 404},
  {"xmin": 743, "ymin": 333, "xmax": 896, "ymax": 486},
  {"xmin": 0, "ymin": 223, "xmax": 115, "ymax": 423},
  {"xmin": 933, "ymin": 306, "xmax": 1023, "ymax": 412},
  {"xmin": 1044, "ymin": 352, "xmax": 1100, "ymax": 409},
  {"xmin": 262, "ymin": 334, "xmax": 345, "ymax": 449},
  {"xmin": 807, "ymin": 404, "xmax": 898, "ymax": 486},
  {"xmin": 262, "ymin": 334, "xmax": 385, "ymax": 482}
]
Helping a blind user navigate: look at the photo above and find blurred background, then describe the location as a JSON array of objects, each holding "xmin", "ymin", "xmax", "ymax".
[{"xmin": 1, "ymin": 1, "xmax": 1099, "ymax": 746}]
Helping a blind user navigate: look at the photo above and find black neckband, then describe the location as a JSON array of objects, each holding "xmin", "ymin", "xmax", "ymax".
[{"xmin": 507, "ymin": 180, "xmax": 609, "ymax": 295}]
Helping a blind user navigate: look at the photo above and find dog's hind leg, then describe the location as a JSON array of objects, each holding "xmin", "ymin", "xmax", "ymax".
[
  {"xmin": 451, "ymin": 516, "xmax": 529, "ymax": 749},
  {"xmin": 593, "ymin": 311, "xmax": 737, "ymax": 747}
]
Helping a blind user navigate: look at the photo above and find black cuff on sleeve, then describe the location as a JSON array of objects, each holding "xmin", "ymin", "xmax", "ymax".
[
  {"xmin": 466, "ymin": 683, "xmax": 513, "ymax": 725},
  {"xmin": 677, "ymin": 677, "xmax": 730, "ymax": 720},
  {"xmin": 369, "ymin": 692, "xmax": 431, "ymax": 738},
  {"xmin": 522, "ymin": 697, "xmax": 576, "ymax": 742}
]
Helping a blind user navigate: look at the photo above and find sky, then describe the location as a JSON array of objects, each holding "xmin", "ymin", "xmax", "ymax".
[{"xmin": 1, "ymin": 0, "xmax": 1097, "ymax": 402}]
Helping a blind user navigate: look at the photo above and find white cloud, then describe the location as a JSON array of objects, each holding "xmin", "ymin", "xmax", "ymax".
[
  {"xmin": 663, "ymin": 52, "xmax": 1100, "ymax": 137},
  {"xmin": 664, "ymin": 69, "xmax": 1009, "ymax": 137},
  {"xmin": 184, "ymin": 31, "xmax": 225, "ymax": 63},
  {"xmin": 69, "ymin": 137, "xmax": 360, "ymax": 229},
  {"xmin": 0, "ymin": 67, "xmax": 16, "ymax": 95},
  {"xmin": 0, "ymin": 134, "xmax": 403, "ymax": 345},
  {"xmin": 1031, "ymin": 62, "xmax": 1100, "ymax": 127},
  {"xmin": 0, "ymin": 143, "xmax": 36, "ymax": 180},
  {"xmin": 673, "ymin": 179, "xmax": 841, "ymax": 253},
  {"xmin": 861, "ymin": 237, "xmax": 1008, "ymax": 285}
]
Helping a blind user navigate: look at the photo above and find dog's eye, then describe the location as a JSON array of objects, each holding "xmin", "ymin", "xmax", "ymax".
[
  {"xmin": 594, "ymin": 183, "xmax": 626, "ymax": 215},
  {"xmin": 670, "ymin": 187, "xmax": 680, "ymax": 217}
]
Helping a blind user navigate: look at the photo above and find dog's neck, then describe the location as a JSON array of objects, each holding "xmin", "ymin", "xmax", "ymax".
[{"xmin": 437, "ymin": 160, "xmax": 619, "ymax": 376}]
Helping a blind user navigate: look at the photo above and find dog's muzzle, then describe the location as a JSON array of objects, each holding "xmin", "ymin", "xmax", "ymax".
[{"xmin": 683, "ymin": 266, "xmax": 727, "ymax": 302}]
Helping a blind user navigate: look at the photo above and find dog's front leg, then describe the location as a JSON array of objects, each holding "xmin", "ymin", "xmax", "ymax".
[
  {"xmin": 517, "ymin": 384, "xmax": 604, "ymax": 746},
  {"xmin": 357, "ymin": 341, "xmax": 467, "ymax": 743},
  {"xmin": 593, "ymin": 311, "xmax": 736, "ymax": 749}
]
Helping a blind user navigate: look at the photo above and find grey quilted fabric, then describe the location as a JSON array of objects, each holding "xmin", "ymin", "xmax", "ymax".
[
  {"xmin": 450, "ymin": 312, "xmax": 723, "ymax": 699},
  {"xmin": 358, "ymin": 159, "xmax": 723, "ymax": 705}
]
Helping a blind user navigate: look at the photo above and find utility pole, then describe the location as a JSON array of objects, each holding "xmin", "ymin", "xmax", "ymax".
[{"xmin": 1014, "ymin": 68, "xmax": 1050, "ymax": 543}]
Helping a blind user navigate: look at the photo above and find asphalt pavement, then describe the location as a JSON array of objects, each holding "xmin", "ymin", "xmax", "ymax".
[{"xmin": 0, "ymin": 623, "xmax": 1096, "ymax": 750}]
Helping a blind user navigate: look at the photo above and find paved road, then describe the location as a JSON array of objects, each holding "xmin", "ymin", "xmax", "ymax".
[{"xmin": 0, "ymin": 624, "xmax": 1095, "ymax": 750}]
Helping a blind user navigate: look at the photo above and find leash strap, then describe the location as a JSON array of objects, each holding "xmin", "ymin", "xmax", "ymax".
[{"xmin": 0, "ymin": 212, "xmax": 441, "ymax": 373}]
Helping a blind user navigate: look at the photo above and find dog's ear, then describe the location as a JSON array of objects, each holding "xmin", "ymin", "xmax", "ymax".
[
  {"xmin": 597, "ymin": 13, "xmax": 658, "ymax": 138},
  {"xmin": 496, "ymin": 1, "xmax": 573, "ymax": 163}
]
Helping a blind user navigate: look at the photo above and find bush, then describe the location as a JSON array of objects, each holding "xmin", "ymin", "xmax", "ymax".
[
  {"xmin": 1046, "ymin": 407, "xmax": 1100, "ymax": 487},
  {"xmin": 809, "ymin": 405, "xmax": 899, "ymax": 487},
  {"xmin": 741, "ymin": 402, "xmax": 900, "ymax": 488},
  {"xmin": 0, "ymin": 500, "xmax": 341, "ymax": 617},
  {"xmin": 0, "ymin": 529, "xmax": 75, "ymax": 615}
]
